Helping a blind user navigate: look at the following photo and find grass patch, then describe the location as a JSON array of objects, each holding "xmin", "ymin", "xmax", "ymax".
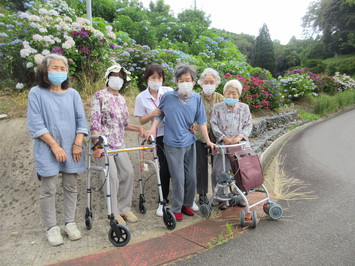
[
  {"xmin": 207, "ymin": 223, "xmax": 237, "ymax": 247},
  {"xmin": 313, "ymin": 90, "xmax": 355, "ymax": 116},
  {"xmin": 296, "ymin": 109, "xmax": 320, "ymax": 122}
]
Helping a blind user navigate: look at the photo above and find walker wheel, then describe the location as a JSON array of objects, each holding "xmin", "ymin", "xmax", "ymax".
[
  {"xmin": 139, "ymin": 195, "xmax": 147, "ymax": 214},
  {"xmin": 108, "ymin": 224, "xmax": 131, "ymax": 247},
  {"xmin": 251, "ymin": 210, "xmax": 257, "ymax": 229},
  {"xmin": 230, "ymin": 196, "xmax": 238, "ymax": 207},
  {"xmin": 163, "ymin": 209, "xmax": 176, "ymax": 230},
  {"xmin": 84, "ymin": 208, "xmax": 93, "ymax": 230},
  {"xmin": 240, "ymin": 209, "xmax": 246, "ymax": 227},
  {"xmin": 268, "ymin": 203, "xmax": 283, "ymax": 220},
  {"xmin": 200, "ymin": 203, "xmax": 212, "ymax": 218},
  {"xmin": 263, "ymin": 203, "xmax": 270, "ymax": 215},
  {"xmin": 139, "ymin": 202, "xmax": 147, "ymax": 214}
]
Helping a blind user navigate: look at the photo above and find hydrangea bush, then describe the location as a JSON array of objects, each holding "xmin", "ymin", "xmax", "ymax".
[
  {"xmin": 286, "ymin": 68, "xmax": 341, "ymax": 95},
  {"xmin": 333, "ymin": 72, "xmax": 355, "ymax": 91},
  {"xmin": 278, "ymin": 73, "xmax": 316, "ymax": 101},
  {"xmin": 222, "ymin": 73, "xmax": 278, "ymax": 111}
]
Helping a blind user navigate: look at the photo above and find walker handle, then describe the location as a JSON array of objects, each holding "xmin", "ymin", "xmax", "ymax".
[
  {"xmin": 91, "ymin": 136, "xmax": 104, "ymax": 151},
  {"xmin": 141, "ymin": 135, "xmax": 155, "ymax": 146}
]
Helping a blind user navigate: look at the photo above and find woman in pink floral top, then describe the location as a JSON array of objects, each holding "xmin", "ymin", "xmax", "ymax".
[
  {"xmin": 210, "ymin": 79, "xmax": 253, "ymax": 209},
  {"xmin": 90, "ymin": 64, "xmax": 148, "ymax": 225}
]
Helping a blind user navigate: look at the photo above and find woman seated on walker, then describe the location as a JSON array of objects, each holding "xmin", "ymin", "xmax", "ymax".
[{"xmin": 210, "ymin": 79, "xmax": 253, "ymax": 209}]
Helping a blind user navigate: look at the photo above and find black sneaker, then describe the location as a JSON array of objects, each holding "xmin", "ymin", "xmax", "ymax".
[{"xmin": 219, "ymin": 202, "xmax": 228, "ymax": 210}]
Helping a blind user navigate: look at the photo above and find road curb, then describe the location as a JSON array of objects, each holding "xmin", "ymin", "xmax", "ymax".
[
  {"xmin": 260, "ymin": 122, "xmax": 313, "ymax": 171},
  {"xmin": 260, "ymin": 105, "xmax": 355, "ymax": 171}
]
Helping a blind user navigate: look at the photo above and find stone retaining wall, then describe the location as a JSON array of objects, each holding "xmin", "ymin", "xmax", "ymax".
[{"xmin": 250, "ymin": 110, "xmax": 300, "ymax": 153}]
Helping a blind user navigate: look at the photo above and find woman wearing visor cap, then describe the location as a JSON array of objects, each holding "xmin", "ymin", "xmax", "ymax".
[{"xmin": 90, "ymin": 64, "xmax": 149, "ymax": 225}]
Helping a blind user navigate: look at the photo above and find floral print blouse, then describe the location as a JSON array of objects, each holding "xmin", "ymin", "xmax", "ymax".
[
  {"xmin": 196, "ymin": 92, "xmax": 224, "ymax": 142},
  {"xmin": 210, "ymin": 102, "xmax": 253, "ymax": 147},
  {"xmin": 90, "ymin": 88, "xmax": 129, "ymax": 149}
]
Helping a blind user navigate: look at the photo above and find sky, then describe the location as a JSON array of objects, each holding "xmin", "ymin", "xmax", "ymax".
[{"xmin": 139, "ymin": 0, "xmax": 313, "ymax": 45}]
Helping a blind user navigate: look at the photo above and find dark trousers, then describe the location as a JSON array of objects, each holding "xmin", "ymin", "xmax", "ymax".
[
  {"xmin": 196, "ymin": 140, "xmax": 209, "ymax": 195},
  {"xmin": 156, "ymin": 136, "xmax": 171, "ymax": 203}
]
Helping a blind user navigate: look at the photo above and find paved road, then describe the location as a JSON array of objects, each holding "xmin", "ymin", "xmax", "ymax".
[{"xmin": 171, "ymin": 109, "xmax": 355, "ymax": 266}]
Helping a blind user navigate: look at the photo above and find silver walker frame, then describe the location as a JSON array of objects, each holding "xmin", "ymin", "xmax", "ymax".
[
  {"xmin": 200, "ymin": 142, "xmax": 283, "ymax": 228},
  {"xmin": 85, "ymin": 134, "xmax": 176, "ymax": 247}
]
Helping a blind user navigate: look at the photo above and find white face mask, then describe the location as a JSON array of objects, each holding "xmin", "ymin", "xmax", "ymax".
[
  {"xmin": 178, "ymin": 82, "xmax": 193, "ymax": 95},
  {"xmin": 202, "ymin": 84, "xmax": 216, "ymax": 96},
  {"xmin": 108, "ymin": 76, "xmax": 124, "ymax": 91},
  {"xmin": 148, "ymin": 81, "xmax": 162, "ymax": 91}
]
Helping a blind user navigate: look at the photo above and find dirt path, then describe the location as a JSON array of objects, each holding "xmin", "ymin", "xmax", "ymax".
[{"xmin": 0, "ymin": 118, "xmax": 204, "ymax": 265}]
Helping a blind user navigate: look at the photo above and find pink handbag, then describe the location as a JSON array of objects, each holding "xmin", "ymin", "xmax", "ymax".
[{"xmin": 227, "ymin": 147, "xmax": 264, "ymax": 191}]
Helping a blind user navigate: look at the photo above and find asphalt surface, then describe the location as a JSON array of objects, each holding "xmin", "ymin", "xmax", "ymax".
[{"xmin": 171, "ymin": 109, "xmax": 355, "ymax": 266}]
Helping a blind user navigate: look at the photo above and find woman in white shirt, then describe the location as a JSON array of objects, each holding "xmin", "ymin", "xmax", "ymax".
[{"xmin": 134, "ymin": 64, "xmax": 173, "ymax": 216}]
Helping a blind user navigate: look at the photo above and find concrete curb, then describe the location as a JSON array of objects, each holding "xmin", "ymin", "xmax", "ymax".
[
  {"xmin": 260, "ymin": 105, "xmax": 355, "ymax": 171},
  {"xmin": 260, "ymin": 122, "xmax": 313, "ymax": 171}
]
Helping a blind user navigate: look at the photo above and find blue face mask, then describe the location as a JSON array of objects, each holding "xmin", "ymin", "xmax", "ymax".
[
  {"xmin": 224, "ymin": 97, "xmax": 239, "ymax": 106},
  {"xmin": 48, "ymin": 71, "xmax": 68, "ymax": 85}
]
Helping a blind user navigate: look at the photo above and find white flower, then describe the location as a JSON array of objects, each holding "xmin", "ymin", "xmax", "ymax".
[
  {"xmin": 39, "ymin": 27, "xmax": 48, "ymax": 33},
  {"xmin": 33, "ymin": 34, "xmax": 43, "ymax": 41},
  {"xmin": 26, "ymin": 62, "xmax": 34, "ymax": 68},
  {"xmin": 106, "ymin": 25, "xmax": 113, "ymax": 31},
  {"xmin": 62, "ymin": 39, "xmax": 75, "ymax": 49},
  {"xmin": 107, "ymin": 31, "xmax": 116, "ymax": 39},
  {"xmin": 30, "ymin": 15, "xmax": 41, "ymax": 22},
  {"xmin": 64, "ymin": 16, "xmax": 72, "ymax": 22},
  {"xmin": 84, "ymin": 26, "xmax": 94, "ymax": 32},
  {"xmin": 19, "ymin": 12, "xmax": 31, "ymax": 20},
  {"xmin": 39, "ymin": 8, "xmax": 49, "ymax": 15},
  {"xmin": 16, "ymin": 83, "xmax": 24, "ymax": 89},
  {"xmin": 29, "ymin": 22, "xmax": 39, "ymax": 29},
  {"xmin": 43, "ymin": 36, "xmax": 55, "ymax": 44},
  {"xmin": 22, "ymin": 41, "xmax": 30, "ymax": 48},
  {"xmin": 34, "ymin": 54, "xmax": 44, "ymax": 65},
  {"xmin": 41, "ymin": 49, "xmax": 50, "ymax": 56},
  {"xmin": 56, "ymin": 17, "xmax": 63, "ymax": 23},
  {"xmin": 54, "ymin": 37, "xmax": 61, "ymax": 43},
  {"xmin": 58, "ymin": 22, "xmax": 71, "ymax": 31},
  {"xmin": 48, "ymin": 10, "xmax": 59, "ymax": 16},
  {"xmin": 76, "ymin": 18, "xmax": 90, "ymax": 25},
  {"xmin": 93, "ymin": 30, "xmax": 104, "ymax": 39},
  {"xmin": 71, "ymin": 22, "xmax": 81, "ymax": 29}
]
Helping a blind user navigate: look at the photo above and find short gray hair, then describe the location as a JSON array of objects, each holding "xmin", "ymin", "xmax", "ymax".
[
  {"xmin": 223, "ymin": 79, "xmax": 243, "ymax": 95},
  {"xmin": 197, "ymin": 68, "xmax": 220, "ymax": 86},
  {"xmin": 43, "ymin": 53, "xmax": 69, "ymax": 71},
  {"xmin": 174, "ymin": 64, "xmax": 196, "ymax": 82}
]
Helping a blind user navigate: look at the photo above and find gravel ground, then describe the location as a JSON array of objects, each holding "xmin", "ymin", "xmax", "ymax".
[{"xmin": 0, "ymin": 117, "xmax": 204, "ymax": 265}]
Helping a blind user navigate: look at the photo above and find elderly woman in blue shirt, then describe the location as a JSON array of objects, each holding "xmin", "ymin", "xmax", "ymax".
[
  {"xmin": 210, "ymin": 79, "xmax": 253, "ymax": 209},
  {"xmin": 147, "ymin": 64, "xmax": 215, "ymax": 221},
  {"xmin": 27, "ymin": 54, "xmax": 88, "ymax": 246}
]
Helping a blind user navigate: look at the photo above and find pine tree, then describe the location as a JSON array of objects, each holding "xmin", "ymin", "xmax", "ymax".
[{"xmin": 252, "ymin": 24, "xmax": 276, "ymax": 75}]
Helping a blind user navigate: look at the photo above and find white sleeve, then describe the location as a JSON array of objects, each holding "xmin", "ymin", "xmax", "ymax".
[{"xmin": 134, "ymin": 94, "xmax": 146, "ymax": 117}]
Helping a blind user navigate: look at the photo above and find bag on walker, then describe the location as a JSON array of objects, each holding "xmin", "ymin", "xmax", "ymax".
[{"xmin": 227, "ymin": 146, "xmax": 264, "ymax": 191}]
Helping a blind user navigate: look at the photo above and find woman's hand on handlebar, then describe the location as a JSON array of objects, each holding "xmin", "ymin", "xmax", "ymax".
[
  {"xmin": 93, "ymin": 148, "xmax": 104, "ymax": 159},
  {"xmin": 206, "ymin": 140, "xmax": 216, "ymax": 152}
]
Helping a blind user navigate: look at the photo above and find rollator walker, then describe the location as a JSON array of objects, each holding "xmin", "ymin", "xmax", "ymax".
[
  {"xmin": 199, "ymin": 141, "xmax": 283, "ymax": 228},
  {"xmin": 85, "ymin": 135, "xmax": 176, "ymax": 247}
]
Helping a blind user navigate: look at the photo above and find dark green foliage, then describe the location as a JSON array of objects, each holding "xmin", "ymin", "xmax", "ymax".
[
  {"xmin": 252, "ymin": 24, "xmax": 276, "ymax": 76},
  {"xmin": 303, "ymin": 0, "xmax": 355, "ymax": 57}
]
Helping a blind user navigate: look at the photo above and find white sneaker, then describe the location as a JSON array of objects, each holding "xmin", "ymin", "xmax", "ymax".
[
  {"xmin": 64, "ymin": 222, "xmax": 81, "ymax": 241},
  {"xmin": 192, "ymin": 201, "xmax": 199, "ymax": 211},
  {"xmin": 156, "ymin": 203, "xmax": 163, "ymax": 217},
  {"xmin": 46, "ymin": 226, "xmax": 64, "ymax": 246}
]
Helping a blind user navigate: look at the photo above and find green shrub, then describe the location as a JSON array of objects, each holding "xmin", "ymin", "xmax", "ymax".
[{"xmin": 278, "ymin": 73, "xmax": 316, "ymax": 101}]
